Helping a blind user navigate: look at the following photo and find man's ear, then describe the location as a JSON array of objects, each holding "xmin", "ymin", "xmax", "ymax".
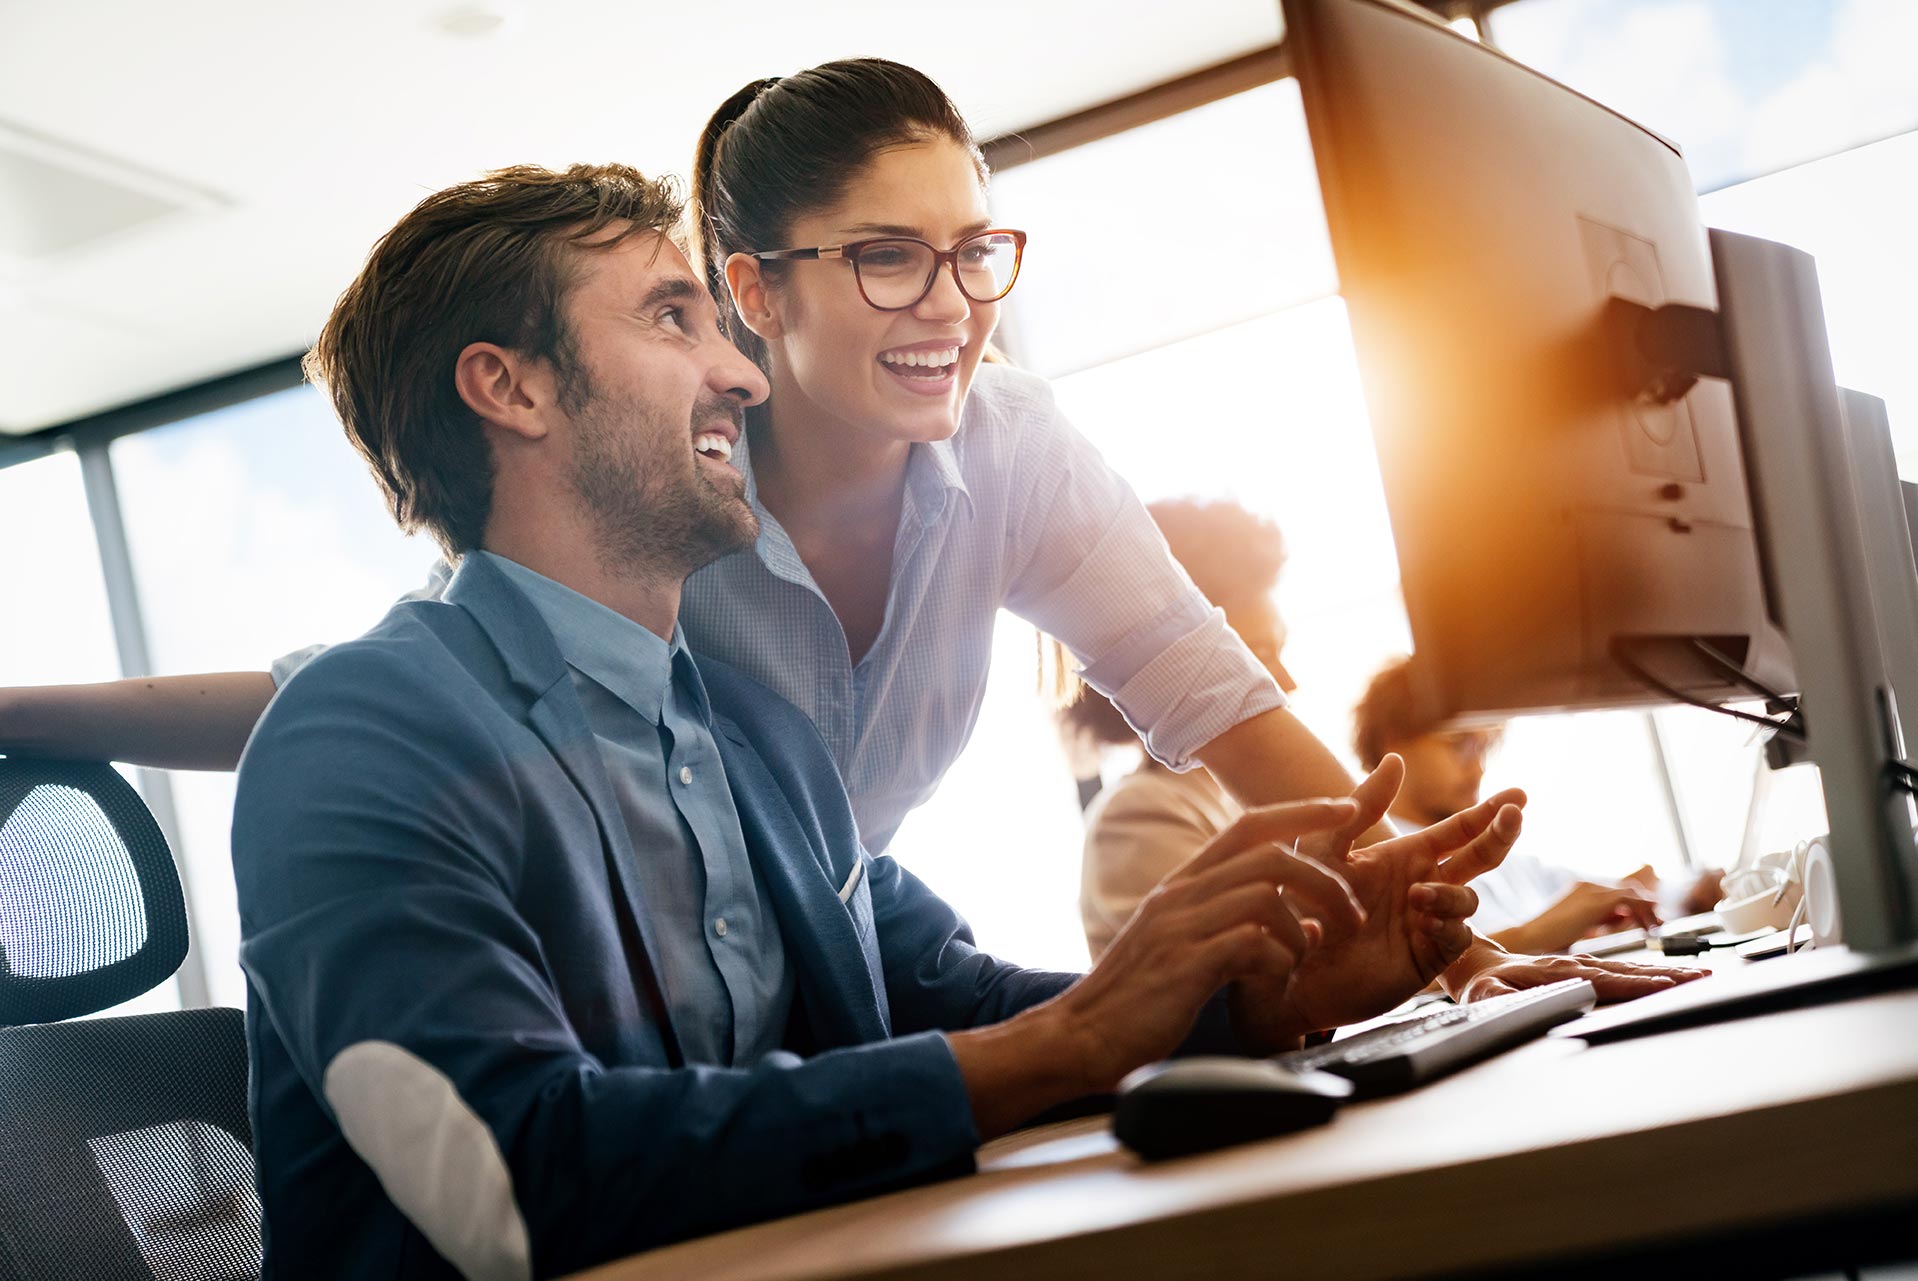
[
  {"xmin": 453, "ymin": 342, "xmax": 551, "ymax": 441},
  {"xmin": 724, "ymin": 252, "xmax": 784, "ymax": 341}
]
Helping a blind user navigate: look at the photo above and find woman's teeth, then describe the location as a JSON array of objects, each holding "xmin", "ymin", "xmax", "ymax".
[
  {"xmin": 879, "ymin": 346, "xmax": 961, "ymax": 374},
  {"xmin": 693, "ymin": 432, "xmax": 733, "ymax": 462}
]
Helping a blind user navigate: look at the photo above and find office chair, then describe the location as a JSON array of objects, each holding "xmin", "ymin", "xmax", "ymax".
[{"xmin": 0, "ymin": 755, "xmax": 262, "ymax": 1281}]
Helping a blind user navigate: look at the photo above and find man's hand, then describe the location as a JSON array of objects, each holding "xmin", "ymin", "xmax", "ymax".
[
  {"xmin": 1057, "ymin": 799, "xmax": 1368, "ymax": 1087},
  {"xmin": 1446, "ymin": 947, "xmax": 1707, "ymax": 1004},
  {"xmin": 1258, "ymin": 756, "xmax": 1528, "ymax": 1036},
  {"xmin": 952, "ymin": 798, "xmax": 1369, "ymax": 1137},
  {"xmin": 1497, "ymin": 881, "xmax": 1660, "ymax": 954}
]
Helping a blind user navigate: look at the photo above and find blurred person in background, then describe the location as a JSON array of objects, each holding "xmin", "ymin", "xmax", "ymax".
[{"xmin": 1353, "ymin": 656, "xmax": 1725, "ymax": 954}]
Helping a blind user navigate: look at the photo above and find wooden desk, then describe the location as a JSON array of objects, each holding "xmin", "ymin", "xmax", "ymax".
[{"xmin": 573, "ymin": 987, "xmax": 1918, "ymax": 1281}]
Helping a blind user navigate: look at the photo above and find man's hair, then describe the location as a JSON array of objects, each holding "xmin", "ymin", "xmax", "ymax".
[
  {"xmin": 304, "ymin": 163, "xmax": 684, "ymax": 556},
  {"xmin": 1059, "ymin": 498, "xmax": 1288, "ymax": 749},
  {"xmin": 1352, "ymin": 655, "xmax": 1427, "ymax": 771}
]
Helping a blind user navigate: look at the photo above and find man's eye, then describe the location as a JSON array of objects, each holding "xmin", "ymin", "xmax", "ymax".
[{"xmin": 659, "ymin": 307, "xmax": 686, "ymax": 330}]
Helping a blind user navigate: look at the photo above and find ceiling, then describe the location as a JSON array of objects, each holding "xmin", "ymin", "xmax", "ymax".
[{"xmin": 0, "ymin": 0, "xmax": 1286, "ymax": 435}]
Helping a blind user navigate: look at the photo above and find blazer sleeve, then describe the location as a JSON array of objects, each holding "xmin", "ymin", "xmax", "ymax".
[
  {"xmin": 866, "ymin": 846, "xmax": 1242, "ymax": 1059},
  {"xmin": 864, "ymin": 848, "xmax": 1079, "ymax": 1036},
  {"xmin": 233, "ymin": 642, "xmax": 980, "ymax": 1277}
]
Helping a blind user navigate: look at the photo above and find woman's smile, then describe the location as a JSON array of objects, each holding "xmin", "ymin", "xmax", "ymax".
[{"xmin": 877, "ymin": 339, "xmax": 966, "ymax": 396}]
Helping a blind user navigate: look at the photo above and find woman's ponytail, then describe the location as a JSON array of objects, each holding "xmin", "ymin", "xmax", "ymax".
[{"xmin": 689, "ymin": 77, "xmax": 780, "ymax": 335}]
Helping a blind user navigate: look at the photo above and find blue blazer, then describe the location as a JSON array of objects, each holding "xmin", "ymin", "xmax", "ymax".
[{"xmin": 233, "ymin": 555, "xmax": 1099, "ymax": 1279}]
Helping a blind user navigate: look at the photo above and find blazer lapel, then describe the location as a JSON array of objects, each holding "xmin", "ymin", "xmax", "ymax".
[
  {"xmin": 713, "ymin": 720, "xmax": 890, "ymax": 1045},
  {"xmin": 444, "ymin": 556, "xmax": 684, "ymax": 1064}
]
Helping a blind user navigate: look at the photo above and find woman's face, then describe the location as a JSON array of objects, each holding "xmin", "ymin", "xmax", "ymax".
[{"xmin": 742, "ymin": 137, "xmax": 1000, "ymax": 445}]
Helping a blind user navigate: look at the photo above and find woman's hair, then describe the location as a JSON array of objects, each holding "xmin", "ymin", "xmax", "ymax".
[
  {"xmin": 689, "ymin": 59, "xmax": 985, "ymax": 370},
  {"xmin": 1057, "ymin": 499, "xmax": 1289, "ymax": 749}
]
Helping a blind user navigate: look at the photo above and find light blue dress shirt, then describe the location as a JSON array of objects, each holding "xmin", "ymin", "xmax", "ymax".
[
  {"xmin": 482, "ymin": 552, "xmax": 793, "ymax": 1066},
  {"xmin": 276, "ymin": 365, "xmax": 1285, "ymax": 854}
]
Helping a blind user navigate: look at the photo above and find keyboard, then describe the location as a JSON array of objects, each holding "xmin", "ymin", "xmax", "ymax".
[{"xmin": 1275, "ymin": 978, "xmax": 1598, "ymax": 1096}]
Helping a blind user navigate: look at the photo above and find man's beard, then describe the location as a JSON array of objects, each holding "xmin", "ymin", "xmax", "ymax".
[{"xmin": 563, "ymin": 376, "xmax": 758, "ymax": 582}]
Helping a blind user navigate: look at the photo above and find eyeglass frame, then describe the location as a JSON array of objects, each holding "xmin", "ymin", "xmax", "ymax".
[{"xmin": 748, "ymin": 228, "xmax": 1027, "ymax": 312}]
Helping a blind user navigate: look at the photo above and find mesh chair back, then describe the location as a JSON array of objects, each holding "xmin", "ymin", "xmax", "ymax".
[
  {"xmin": 0, "ymin": 1006, "xmax": 259, "ymax": 1281},
  {"xmin": 0, "ymin": 756, "xmax": 188, "ymax": 1025}
]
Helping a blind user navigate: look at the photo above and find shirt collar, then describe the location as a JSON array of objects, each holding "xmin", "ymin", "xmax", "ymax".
[
  {"xmin": 734, "ymin": 423, "xmax": 975, "ymax": 573},
  {"xmin": 904, "ymin": 435, "xmax": 972, "ymax": 529},
  {"xmin": 478, "ymin": 551, "xmax": 689, "ymax": 726}
]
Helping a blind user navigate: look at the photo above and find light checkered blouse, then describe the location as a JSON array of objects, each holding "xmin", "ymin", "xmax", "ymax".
[{"xmin": 276, "ymin": 364, "xmax": 1284, "ymax": 854}]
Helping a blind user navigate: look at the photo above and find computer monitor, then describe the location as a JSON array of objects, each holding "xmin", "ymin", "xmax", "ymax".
[
  {"xmin": 1282, "ymin": 0, "xmax": 1918, "ymax": 955},
  {"xmin": 1281, "ymin": 0, "xmax": 1790, "ymax": 725}
]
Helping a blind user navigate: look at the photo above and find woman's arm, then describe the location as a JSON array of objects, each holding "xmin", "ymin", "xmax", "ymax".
[
  {"xmin": 1196, "ymin": 706, "xmax": 1398, "ymax": 846},
  {"xmin": 0, "ymin": 672, "xmax": 276, "ymax": 770}
]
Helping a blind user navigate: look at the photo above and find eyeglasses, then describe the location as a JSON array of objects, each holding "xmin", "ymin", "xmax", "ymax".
[{"xmin": 750, "ymin": 229, "xmax": 1026, "ymax": 312}]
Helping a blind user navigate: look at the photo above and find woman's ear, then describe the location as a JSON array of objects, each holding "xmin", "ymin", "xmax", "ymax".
[
  {"xmin": 453, "ymin": 341, "xmax": 550, "ymax": 442},
  {"xmin": 724, "ymin": 252, "xmax": 784, "ymax": 341}
]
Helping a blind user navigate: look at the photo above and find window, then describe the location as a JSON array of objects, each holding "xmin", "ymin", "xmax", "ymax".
[
  {"xmin": 1488, "ymin": 0, "xmax": 1918, "ymax": 192},
  {"xmin": 988, "ymin": 81, "xmax": 1334, "ymax": 379},
  {"xmin": 0, "ymin": 450, "xmax": 120, "ymax": 687},
  {"xmin": 110, "ymin": 385, "xmax": 438, "ymax": 1006}
]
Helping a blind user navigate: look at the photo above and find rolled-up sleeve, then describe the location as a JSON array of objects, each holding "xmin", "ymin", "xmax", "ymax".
[{"xmin": 1002, "ymin": 382, "xmax": 1284, "ymax": 770}]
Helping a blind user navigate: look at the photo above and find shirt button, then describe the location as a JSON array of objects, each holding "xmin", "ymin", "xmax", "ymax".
[
  {"xmin": 714, "ymin": 917, "xmax": 729, "ymax": 938},
  {"xmin": 679, "ymin": 766, "xmax": 693, "ymax": 785}
]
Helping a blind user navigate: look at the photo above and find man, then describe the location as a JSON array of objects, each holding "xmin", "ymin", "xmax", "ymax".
[
  {"xmin": 234, "ymin": 164, "xmax": 1689, "ymax": 1280},
  {"xmin": 1353, "ymin": 656, "xmax": 1724, "ymax": 952}
]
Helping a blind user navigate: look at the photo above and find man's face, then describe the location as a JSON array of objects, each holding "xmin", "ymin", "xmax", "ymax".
[
  {"xmin": 1396, "ymin": 727, "xmax": 1500, "ymax": 821},
  {"xmin": 553, "ymin": 232, "xmax": 770, "ymax": 578}
]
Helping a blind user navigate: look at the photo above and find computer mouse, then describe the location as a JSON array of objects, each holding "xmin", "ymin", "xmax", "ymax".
[{"xmin": 1113, "ymin": 1057, "xmax": 1354, "ymax": 1161}]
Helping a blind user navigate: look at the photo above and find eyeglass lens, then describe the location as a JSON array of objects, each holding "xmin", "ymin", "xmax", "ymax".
[{"xmin": 853, "ymin": 233, "xmax": 1022, "ymax": 309}]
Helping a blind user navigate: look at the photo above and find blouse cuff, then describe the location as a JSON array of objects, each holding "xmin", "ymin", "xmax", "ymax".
[{"xmin": 1101, "ymin": 609, "xmax": 1287, "ymax": 771}]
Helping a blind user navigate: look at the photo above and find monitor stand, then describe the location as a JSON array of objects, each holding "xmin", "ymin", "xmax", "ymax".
[{"xmin": 1695, "ymin": 231, "xmax": 1916, "ymax": 951}]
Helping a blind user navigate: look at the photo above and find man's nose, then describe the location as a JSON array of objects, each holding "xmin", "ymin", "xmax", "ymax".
[{"xmin": 711, "ymin": 336, "xmax": 770, "ymax": 407}]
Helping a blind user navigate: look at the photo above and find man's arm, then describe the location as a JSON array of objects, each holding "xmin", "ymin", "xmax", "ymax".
[
  {"xmin": 0, "ymin": 672, "xmax": 274, "ymax": 770},
  {"xmin": 241, "ymin": 643, "xmax": 1389, "ymax": 1271}
]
